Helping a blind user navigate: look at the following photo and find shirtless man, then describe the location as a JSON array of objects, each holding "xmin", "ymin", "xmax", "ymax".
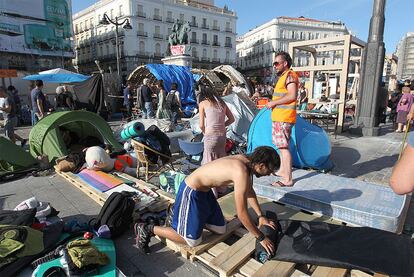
[{"xmin": 134, "ymin": 146, "xmax": 280, "ymax": 255}]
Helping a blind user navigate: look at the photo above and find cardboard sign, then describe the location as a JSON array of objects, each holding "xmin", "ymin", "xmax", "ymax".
[
  {"xmin": 170, "ymin": 45, "xmax": 190, "ymax": 56},
  {"xmin": 0, "ymin": 69, "xmax": 18, "ymax": 78}
]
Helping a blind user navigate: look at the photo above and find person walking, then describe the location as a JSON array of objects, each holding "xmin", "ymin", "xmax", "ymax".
[
  {"xmin": 199, "ymin": 86, "xmax": 235, "ymax": 197},
  {"xmin": 298, "ymin": 82, "xmax": 308, "ymax": 111},
  {"xmin": 139, "ymin": 78, "xmax": 155, "ymax": 119},
  {"xmin": 395, "ymin": 85, "xmax": 413, "ymax": 133},
  {"xmin": 155, "ymin": 80, "xmax": 168, "ymax": 119},
  {"xmin": 30, "ymin": 80, "xmax": 47, "ymax": 124},
  {"xmin": 54, "ymin": 85, "xmax": 75, "ymax": 111},
  {"xmin": 0, "ymin": 86, "xmax": 27, "ymax": 146},
  {"xmin": 265, "ymin": 51, "xmax": 299, "ymax": 187},
  {"xmin": 122, "ymin": 82, "xmax": 133, "ymax": 121},
  {"xmin": 165, "ymin": 82, "xmax": 182, "ymax": 123}
]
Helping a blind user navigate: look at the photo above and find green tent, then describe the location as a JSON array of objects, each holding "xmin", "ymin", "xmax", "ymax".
[
  {"xmin": 29, "ymin": 111, "xmax": 122, "ymax": 163},
  {"xmin": 0, "ymin": 137, "xmax": 39, "ymax": 179}
]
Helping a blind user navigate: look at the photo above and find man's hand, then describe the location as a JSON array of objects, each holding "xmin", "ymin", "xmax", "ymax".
[
  {"xmin": 260, "ymin": 237, "xmax": 275, "ymax": 256},
  {"xmin": 265, "ymin": 101, "xmax": 277, "ymax": 109},
  {"xmin": 408, "ymin": 113, "xmax": 413, "ymax": 121},
  {"xmin": 258, "ymin": 216, "xmax": 277, "ymax": 230}
]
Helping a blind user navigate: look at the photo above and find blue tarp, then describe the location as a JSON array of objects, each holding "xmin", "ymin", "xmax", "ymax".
[
  {"xmin": 247, "ymin": 108, "xmax": 334, "ymax": 171},
  {"xmin": 146, "ymin": 64, "xmax": 197, "ymax": 116},
  {"xmin": 192, "ymin": 73, "xmax": 202, "ymax": 82},
  {"xmin": 23, "ymin": 73, "xmax": 90, "ymax": 83}
]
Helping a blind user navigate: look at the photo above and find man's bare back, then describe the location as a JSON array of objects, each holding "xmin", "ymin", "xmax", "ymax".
[{"xmin": 186, "ymin": 155, "xmax": 250, "ymax": 191}]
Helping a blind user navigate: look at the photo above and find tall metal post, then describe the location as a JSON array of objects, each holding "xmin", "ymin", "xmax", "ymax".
[
  {"xmin": 115, "ymin": 17, "xmax": 120, "ymax": 76},
  {"xmin": 355, "ymin": 0, "xmax": 386, "ymax": 136}
]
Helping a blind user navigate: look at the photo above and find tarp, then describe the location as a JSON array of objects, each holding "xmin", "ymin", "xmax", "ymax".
[
  {"xmin": 145, "ymin": 64, "xmax": 197, "ymax": 116},
  {"xmin": 190, "ymin": 93, "xmax": 258, "ymax": 142},
  {"xmin": 0, "ymin": 137, "xmax": 39, "ymax": 179},
  {"xmin": 39, "ymin": 68, "xmax": 77, "ymax": 75},
  {"xmin": 248, "ymin": 108, "xmax": 333, "ymax": 171},
  {"xmin": 72, "ymin": 74, "xmax": 106, "ymax": 115},
  {"xmin": 29, "ymin": 111, "xmax": 122, "ymax": 162},
  {"xmin": 23, "ymin": 73, "xmax": 90, "ymax": 83}
]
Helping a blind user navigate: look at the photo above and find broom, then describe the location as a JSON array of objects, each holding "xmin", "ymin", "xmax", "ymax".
[{"xmin": 399, "ymin": 120, "xmax": 411, "ymax": 159}]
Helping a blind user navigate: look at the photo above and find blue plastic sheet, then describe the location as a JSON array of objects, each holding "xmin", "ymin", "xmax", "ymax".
[
  {"xmin": 247, "ymin": 108, "xmax": 333, "ymax": 171},
  {"xmin": 23, "ymin": 73, "xmax": 90, "ymax": 83},
  {"xmin": 146, "ymin": 64, "xmax": 197, "ymax": 116}
]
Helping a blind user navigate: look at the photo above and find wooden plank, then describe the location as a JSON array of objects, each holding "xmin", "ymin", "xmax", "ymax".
[
  {"xmin": 350, "ymin": 270, "xmax": 374, "ymax": 277},
  {"xmin": 210, "ymin": 233, "xmax": 256, "ymax": 276},
  {"xmin": 238, "ymin": 259, "xmax": 262, "ymax": 276},
  {"xmin": 373, "ymin": 274, "xmax": 388, "ymax": 277},
  {"xmin": 252, "ymin": 261, "xmax": 296, "ymax": 277},
  {"xmin": 291, "ymin": 270, "xmax": 310, "ymax": 277},
  {"xmin": 207, "ymin": 242, "xmax": 229, "ymax": 256},
  {"xmin": 311, "ymin": 266, "xmax": 348, "ymax": 277},
  {"xmin": 183, "ymin": 218, "xmax": 242, "ymax": 255}
]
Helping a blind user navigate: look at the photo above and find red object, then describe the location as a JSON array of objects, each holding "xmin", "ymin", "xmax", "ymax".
[
  {"xmin": 83, "ymin": 232, "xmax": 94, "ymax": 240},
  {"xmin": 225, "ymin": 139, "xmax": 235, "ymax": 153},
  {"xmin": 256, "ymin": 98, "xmax": 269, "ymax": 109}
]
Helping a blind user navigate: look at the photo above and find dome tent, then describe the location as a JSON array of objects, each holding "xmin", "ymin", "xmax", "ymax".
[
  {"xmin": 29, "ymin": 111, "xmax": 122, "ymax": 163},
  {"xmin": 247, "ymin": 108, "xmax": 334, "ymax": 171}
]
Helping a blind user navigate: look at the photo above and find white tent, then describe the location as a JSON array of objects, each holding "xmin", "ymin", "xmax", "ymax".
[
  {"xmin": 190, "ymin": 93, "xmax": 258, "ymax": 142},
  {"xmin": 39, "ymin": 68, "xmax": 77, "ymax": 75}
]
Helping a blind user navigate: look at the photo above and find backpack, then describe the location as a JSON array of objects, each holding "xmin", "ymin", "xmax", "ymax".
[{"xmin": 91, "ymin": 191, "xmax": 135, "ymax": 238}]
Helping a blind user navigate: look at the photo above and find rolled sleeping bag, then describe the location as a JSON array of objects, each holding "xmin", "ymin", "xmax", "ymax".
[
  {"xmin": 121, "ymin": 122, "xmax": 145, "ymax": 140},
  {"xmin": 255, "ymin": 211, "xmax": 279, "ymax": 263}
]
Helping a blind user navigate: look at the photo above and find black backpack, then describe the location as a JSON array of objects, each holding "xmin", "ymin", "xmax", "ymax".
[{"xmin": 91, "ymin": 191, "xmax": 135, "ymax": 238}]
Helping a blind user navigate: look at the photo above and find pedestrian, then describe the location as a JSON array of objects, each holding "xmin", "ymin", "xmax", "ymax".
[
  {"xmin": 134, "ymin": 146, "xmax": 279, "ymax": 254},
  {"xmin": 395, "ymin": 86, "xmax": 413, "ymax": 133},
  {"xmin": 298, "ymin": 82, "xmax": 308, "ymax": 111},
  {"xmin": 30, "ymin": 80, "xmax": 47, "ymax": 124},
  {"xmin": 139, "ymin": 78, "xmax": 155, "ymax": 119},
  {"xmin": 388, "ymin": 89, "xmax": 401, "ymax": 125},
  {"xmin": 122, "ymin": 82, "xmax": 133, "ymax": 121},
  {"xmin": 199, "ymin": 86, "xmax": 235, "ymax": 197},
  {"xmin": 55, "ymin": 85, "xmax": 75, "ymax": 111},
  {"xmin": 165, "ymin": 82, "xmax": 182, "ymax": 123},
  {"xmin": 155, "ymin": 80, "xmax": 168, "ymax": 119},
  {"xmin": 7, "ymin": 85, "xmax": 22, "ymax": 124},
  {"xmin": 265, "ymin": 51, "xmax": 299, "ymax": 187},
  {"xmin": 0, "ymin": 86, "xmax": 27, "ymax": 146}
]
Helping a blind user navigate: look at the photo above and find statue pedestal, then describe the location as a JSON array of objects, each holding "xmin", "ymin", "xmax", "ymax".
[{"xmin": 162, "ymin": 54, "xmax": 192, "ymax": 67}]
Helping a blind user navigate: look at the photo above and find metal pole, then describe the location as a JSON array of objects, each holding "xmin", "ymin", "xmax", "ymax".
[{"xmin": 115, "ymin": 17, "xmax": 120, "ymax": 76}]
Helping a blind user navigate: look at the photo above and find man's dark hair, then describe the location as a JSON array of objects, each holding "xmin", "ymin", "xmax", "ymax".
[
  {"xmin": 35, "ymin": 80, "xmax": 44, "ymax": 87},
  {"xmin": 7, "ymin": 85, "xmax": 15, "ymax": 91},
  {"xmin": 247, "ymin": 146, "xmax": 280, "ymax": 172},
  {"xmin": 171, "ymin": 83, "xmax": 178, "ymax": 90},
  {"xmin": 275, "ymin": 51, "xmax": 293, "ymax": 68}
]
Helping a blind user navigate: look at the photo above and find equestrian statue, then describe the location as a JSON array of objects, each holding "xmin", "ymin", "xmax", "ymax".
[{"xmin": 167, "ymin": 20, "xmax": 191, "ymax": 55}]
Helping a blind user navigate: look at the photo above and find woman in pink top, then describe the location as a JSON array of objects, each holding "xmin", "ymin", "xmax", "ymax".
[
  {"xmin": 396, "ymin": 86, "xmax": 413, "ymax": 132},
  {"xmin": 199, "ymin": 86, "xmax": 235, "ymax": 197}
]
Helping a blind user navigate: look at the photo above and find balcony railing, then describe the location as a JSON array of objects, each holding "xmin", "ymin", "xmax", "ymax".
[
  {"xmin": 224, "ymin": 59, "xmax": 232, "ymax": 64},
  {"xmin": 153, "ymin": 33, "xmax": 164, "ymax": 39},
  {"xmin": 225, "ymin": 27, "xmax": 233, "ymax": 33},
  {"xmin": 212, "ymin": 26, "xmax": 220, "ymax": 31},
  {"xmin": 225, "ymin": 42, "xmax": 232, "ymax": 48},
  {"xmin": 191, "ymin": 39, "xmax": 199, "ymax": 44},
  {"xmin": 154, "ymin": 53, "xmax": 164, "ymax": 59},
  {"xmin": 212, "ymin": 41, "xmax": 220, "ymax": 47},
  {"xmin": 137, "ymin": 31, "xmax": 148, "ymax": 37},
  {"xmin": 201, "ymin": 57, "xmax": 210, "ymax": 62},
  {"xmin": 153, "ymin": 14, "xmax": 162, "ymax": 21},
  {"xmin": 201, "ymin": 40, "xmax": 210, "ymax": 45},
  {"xmin": 137, "ymin": 11, "xmax": 146, "ymax": 18},
  {"xmin": 212, "ymin": 58, "xmax": 220, "ymax": 63},
  {"xmin": 166, "ymin": 17, "xmax": 174, "ymax": 23},
  {"xmin": 201, "ymin": 24, "xmax": 209, "ymax": 30},
  {"xmin": 192, "ymin": 57, "xmax": 200, "ymax": 61},
  {"xmin": 137, "ymin": 51, "xmax": 150, "ymax": 57},
  {"xmin": 189, "ymin": 22, "xmax": 198, "ymax": 28}
]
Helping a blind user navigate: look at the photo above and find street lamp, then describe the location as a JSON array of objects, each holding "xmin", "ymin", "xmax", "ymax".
[{"xmin": 99, "ymin": 13, "xmax": 132, "ymax": 76}]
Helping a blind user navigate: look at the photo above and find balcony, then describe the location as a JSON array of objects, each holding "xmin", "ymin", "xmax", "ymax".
[
  {"xmin": 212, "ymin": 41, "xmax": 220, "ymax": 47},
  {"xmin": 192, "ymin": 57, "xmax": 200, "ymax": 62},
  {"xmin": 137, "ymin": 31, "xmax": 148, "ymax": 37},
  {"xmin": 225, "ymin": 42, "xmax": 233, "ymax": 48},
  {"xmin": 224, "ymin": 59, "xmax": 232, "ymax": 64},
  {"xmin": 154, "ymin": 52, "xmax": 164, "ymax": 59},
  {"xmin": 189, "ymin": 22, "xmax": 198, "ymax": 28},
  {"xmin": 137, "ymin": 51, "xmax": 150, "ymax": 57},
  {"xmin": 166, "ymin": 17, "xmax": 174, "ymax": 23},
  {"xmin": 212, "ymin": 25, "xmax": 220, "ymax": 31},
  {"xmin": 201, "ymin": 57, "xmax": 210, "ymax": 62},
  {"xmin": 201, "ymin": 40, "xmax": 210, "ymax": 45},
  {"xmin": 137, "ymin": 11, "xmax": 146, "ymax": 18},
  {"xmin": 153, "ymin": 33, "xmax": 164, "ymax": 40},
  {"xmin": 212, "ymin": 58, "xmax": 220, "ymax": 63},
  {"xmin": 101, "ymin": 53, "xmax": 117, "ymax": 61},
  {"xmin": 191, "ymin": 38, "xmax": 199, "ymax": 44},
  {"xmin": 153, "ymin": 14, "xmax": 162, "ymax": 21},
  {"xmin": 225, "ymin": 27, "xmax": 233, "ymax": 33},
  {"xmin": 201, "ymin": 24, "xmax": 209, "ymax": 30}
]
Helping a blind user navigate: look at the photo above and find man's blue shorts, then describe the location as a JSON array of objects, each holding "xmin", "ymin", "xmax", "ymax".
[{"xmin": 171, "ymin": 180, "xmax": 226, "ymax": 247}]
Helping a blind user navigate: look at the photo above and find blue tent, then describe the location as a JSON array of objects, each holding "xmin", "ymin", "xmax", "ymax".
[
  {"xmin": 247, "ymin": 108, "xmax": 334, "ymax": 171},
  {"xmin": 146, "ymin": 64, "xmax": 197, "ymax": 116},
  {"xmin": 23, "ymin": 73, "xmax": 90, "ymax": 83}
]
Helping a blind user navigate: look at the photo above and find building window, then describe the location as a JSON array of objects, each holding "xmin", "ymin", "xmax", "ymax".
[
  {"xmin": 202, "ymin": 33, "xmax": 207, "ymax": 43},
  {"xmin": 213, "ymin": 34, "xmax": 218, "ymax": 43},
  {"xmin": 202, "ymin": 48, "xmax": 207, "ymax": 58},
  {"xmin": 99, "ymin": 45, "xmax": 103, "ymax": 56},
  {"xmin": 154, "ymin": 8, "xmax": 160, "ymax": 16},
  {"xmin": 226, "ymin": 51, "xmax": 230, "ymax": 60},
  {"xmin": 80, "ymin": 22, "xmax": 83, "ymax": 32},
  {"xmin": 155, "ymin": 43, "xmax": 161, "ymax": 55},
  {"xmin": 167, "ymin": 11, "xmax": 172, "ymax": 19},
  {"xmin": 75, "ymin": 24, "xmax": 78, "ymax": 33},
  {"xmin": 213, "ymin": 20, "xmax": 218, "ymax": 28},
  {"xmin": 139, "ymin": 41, "xmax": 145, "ymax": 52},
  {"xmin": 89, "ymin": 18, "xmax": 93, "ymax": 28},
  {"xmin": 213, "ymin": 49, "xmax": 217, "ymax": 59},
  {"xmin": 110, "ymin": 9, "xmax": 114, "ymax": 19},
  {"xmin": 106, "ymin": 44, "xmax": 110, "ymax": 55},
  {"xmin": 119, "ymin": 5, "xmax": 123, "ymax": 16},
  {"xmin": 155, "ymin": 25, "xmax": 160, "ymax": 34},
  {"xmin": 138, "ymin": 23, "xmax": 144, "ymax": 31},
  {"xmin": 192, "ymin": 47, "xmax": 197, "ymax": 57}
]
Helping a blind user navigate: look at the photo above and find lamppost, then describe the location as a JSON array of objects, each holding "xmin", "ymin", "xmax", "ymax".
[{"xmin": 99, "ymin": 13, "xmax": 132, "ymax": 76}]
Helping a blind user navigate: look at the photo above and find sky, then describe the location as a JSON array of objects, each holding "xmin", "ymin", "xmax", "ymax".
[{"xmin": 72, "ymin": 0, "xmax": 412, "ymax": 53}]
